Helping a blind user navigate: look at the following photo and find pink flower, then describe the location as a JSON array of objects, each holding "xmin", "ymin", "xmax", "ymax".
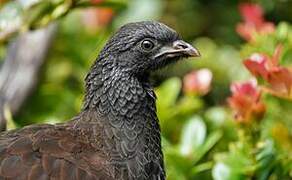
[
  {"xmin": 244, "ymin": 45, "xmax": 292, "ymax": 98},
  {"xmin": 183, "ymin": 69, "xmax": 213, "ymax": 96},
  {"xmin": 228, "ymin": 79, "xmax": 265, "ymax": 124},
  {"xmin": 236, "ymin": 3, "xmax": 275, "ymax": 41},
  {"xmin": 239, "ymin": 3, "xmax": 264, "ymax": 26}
]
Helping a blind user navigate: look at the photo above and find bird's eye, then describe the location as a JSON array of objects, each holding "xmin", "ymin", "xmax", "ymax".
[{"xmin": 141, "ymin": 39, "xmax": 155, "ymax": 51}]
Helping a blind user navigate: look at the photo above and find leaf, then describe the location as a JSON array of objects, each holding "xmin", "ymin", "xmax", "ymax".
[
  {"xmin": 282, "ymin": 47, "xmax": 292, "ymax": 65},
  {"xmin": 194, "ymin": 130, "xmax": 223, "ymax": 163},
  {"xmin": 213, "ymin": 140, "xmax": 256, "ymax": 179},
  {"xmin": 24, "ymin": 1, "xmax": 54, "ymax": 28},
  {"xmin": 179, "ymin": 116, "xmax": 206, "ymax": 156},
  {"xmin": 191, "ymin": 161, "xmax": 213, "ymax": 176},
  {"xmin": 156, "ymin": 77, "xmax": 181, "ymax": 108},
  {"xmin": 255, "ymin": 139, "xmax": 277, "ymax": 180},
  {"xmin": 164, "ymin": 147, "xmax": 193, "ymax": 177},
  {"xmin": 75, "ymin": 0, "xmax": 127, "ymax": 10},
  {"xmin": 212, "ymin": 162, "xmax": 232, "ymax": 180},
  {"xmin": 4, "ymin": 104, "xmax": 18, "ymax": 130},
  {"xmin": 205, "ymin": 106, "xmax": 227, "ymax": 126},
  {"xmin": 177, "ymin": 96, "xmax": 203, "ymax": 115},
  {"xmin": 276, "ymin": 22, "xmax": 289, "ymax": 41},
  {"xmin": 0, "ymin": 1, "xmax": 23, "ymax": 41}
]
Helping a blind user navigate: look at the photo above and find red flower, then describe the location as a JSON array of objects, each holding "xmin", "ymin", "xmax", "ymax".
[
  {"xmin": 228, "ymin": 79, "xmax": 265, "ymax": 124},
  {"xmin": 244, "ymin": 45, "xmax": 292, "ymax": 98},
  {"xmin": 236, "ymin": 3, "xmax": 275, "ymax": 41},
  {"xmin": 183, "ymin": 69, "xmax": 213, "ymax": 96},
  {"xmin": 82, "ymin": 0, "xmax": 114, "ymax": 32},
  {"xmin": 243, "ymin": 53, "xmax": 270, "ymax": 80},
  {"xmin": 82, "ymin": 8, "xmax": 114, "ymax": 32}
]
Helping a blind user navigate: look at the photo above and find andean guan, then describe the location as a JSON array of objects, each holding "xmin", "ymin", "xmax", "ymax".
[{"xmin": 0, "ymin": 21, "xmax": 200, "ymax": 180}]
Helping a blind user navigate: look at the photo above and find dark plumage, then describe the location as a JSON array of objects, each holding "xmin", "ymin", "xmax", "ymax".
[{"xmin": 0, "ymin": 21, "xmax": 200, "ymax": 180}]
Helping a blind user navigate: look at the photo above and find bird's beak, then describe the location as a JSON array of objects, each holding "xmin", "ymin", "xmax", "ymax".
[{"xmin": 155, "ymin": 40, "xmax": 200, "ymax": 58}]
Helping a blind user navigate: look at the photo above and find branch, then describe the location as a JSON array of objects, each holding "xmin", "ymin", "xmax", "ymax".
[{"xmin": 0, "ymin": 23, "xmax": 57, "ymax": 130}]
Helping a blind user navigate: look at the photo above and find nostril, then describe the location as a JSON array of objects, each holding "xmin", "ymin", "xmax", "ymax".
[
  {"xmin": 178, "ymin": 44, "xmax": 188, "ymax": 49},
  {"xmin": 171, "ymin": 40, "xmax": 200, "ymax": 57},
  {"xmin": 174, "ymin": 40, "xmax": 189, "ymax": 49}
]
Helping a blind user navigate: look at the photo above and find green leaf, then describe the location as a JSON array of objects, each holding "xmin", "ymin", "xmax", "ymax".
[
  {"xmin": 177, "ymin": 96, "xmax": 203, "ymax": 115},
  {"xmin": 164, "ymin": 147, "xmax": 193, "ymax": 177},
  {"xmin": 191, "ymin": 161, "xmax": 213, "ymax": 175},
  {"xmin": 23, "ymin": 1, "xmax": 54, "ymax": 28},
  {"xmin": 156, "ymin": 77, "xmax": 181, "ymax": 108},
  {"xmin": 205, "ymin": 107, "xmax": 227, "ymax": 127},
  {"xmin": 0, "ymin": 1, "xmax": 23, "ymax": 41},
  {"xmin": 213, "ymin": 140, "xmax": 256, "ymax": 179},
  {"xmin": 282, "ymin": 47, "xmax": 292, "ymax": 65},
  {"xmin": 212, "ymin": 162, "xmax": 234, "ymax": 180},
  {"xmin": 194, "ymin": 130, "xmax": 223, "ymax": 163},
  {"xmin": 75, "ymin": 0, "xmax": 127, "ymax": 10},
  {"xmin": 276, "ymin": 22, "xmax": 290, "ymax": 41},
  {"xmin": 255, "ymin": 140, "xmax": 277, "ymax": 180},
  {"xmin": 4, "ymin": 104, "xmax": 18, "ymax": 130},
  {"xmin": 179, "ymin": 116, "xmax": 206, "ymax": 156},
  {"xmin": 212, "ymin": 160, "xmax": 247, "ymax": 180}
]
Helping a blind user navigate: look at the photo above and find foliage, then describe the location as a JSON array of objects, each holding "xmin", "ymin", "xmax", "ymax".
[
  {"xmin": 0, "ymin": 0, "xmax": 126, "ymax": 42},
  {"xmin": 1, "ymin": 0, "xmax": 292, "ymax": 179}
]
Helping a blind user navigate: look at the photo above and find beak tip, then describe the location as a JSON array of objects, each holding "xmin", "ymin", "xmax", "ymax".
[
  {"xmin": 174, "ymin": 40, "xmax": 200, "ymax": 57},
  {"xmin": 189, "ymin": 48, "xmax": 201, "ymax": 57}
]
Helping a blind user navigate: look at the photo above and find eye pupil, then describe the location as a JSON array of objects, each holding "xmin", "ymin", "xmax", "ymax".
[{"xmin": 142, "ymin": 40, "xmax": 154, "ymax": 50}]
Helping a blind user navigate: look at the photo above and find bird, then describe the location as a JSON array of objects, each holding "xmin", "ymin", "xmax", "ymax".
[{"xmin": 0, "ymin": 21, "xmax": 200, "ymax": 180}]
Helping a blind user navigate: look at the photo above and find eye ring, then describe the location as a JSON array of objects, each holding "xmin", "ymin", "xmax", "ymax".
[{"xmin": 141, "ymin": 39, "xmax": 155, "ymax": 51}]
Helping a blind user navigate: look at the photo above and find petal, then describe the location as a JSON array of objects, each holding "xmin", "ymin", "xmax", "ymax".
[
  {"xmin": 239, "ymin": 3, "xmax": 264, "ymax": 26},
  {"xmin": 183, "ymin": 69, "xmax": 213, "ymax": 95},
  {"xmin": 228, "ymin": 80, "xmax": 264, "ymax": 123},
  {"xmin": 236, "ymin": 23, "xmax": 256, "ymax": 41},
  {"xmin": 258, "ymin": 22, "xmax": 275, "ymax": 34},
  {"xmin": 244, "ymin": 56, "xmax": 269, "ymax": 80},
  {"xmin": 268, "ymin": 67, "xmax": 292, "ymax": 94}
]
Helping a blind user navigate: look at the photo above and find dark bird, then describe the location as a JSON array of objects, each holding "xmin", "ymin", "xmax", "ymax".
[{"xmin": 0, "ymin": 21, "xmax": 200, "ymax": 180}]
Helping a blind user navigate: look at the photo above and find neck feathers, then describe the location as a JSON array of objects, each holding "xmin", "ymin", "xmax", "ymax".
[
  {"xmin": 78, "ymin": 58, "xmax": 165, "ymax": 179},
  {"xmin": 83, "ymin": 58, "xmax": 156, "ymax": 115}
]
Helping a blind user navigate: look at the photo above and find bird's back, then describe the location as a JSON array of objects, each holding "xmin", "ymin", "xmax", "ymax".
[
  {"xmin": 0, "ymin": 118, "xmax": 115, "ymax": 180},
  {"xmin": 0, "ymin": 107, "xmax": 165, "ymax": 180}
]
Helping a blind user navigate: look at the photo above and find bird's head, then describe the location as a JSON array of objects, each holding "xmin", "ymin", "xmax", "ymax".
[{"xmin": 99, "ymin": 21, "xmax": 200, "ymax": 75}]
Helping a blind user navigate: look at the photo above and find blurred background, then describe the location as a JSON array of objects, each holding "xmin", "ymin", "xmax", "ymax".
[{"xmin": 0, "ymin": 0, "xmax": 292, "ymax": 179}]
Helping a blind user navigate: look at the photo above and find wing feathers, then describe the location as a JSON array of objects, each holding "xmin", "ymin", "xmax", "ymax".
[{"xmin": 0, "ymin": 124, "xmax": 113, "ymax": 179}]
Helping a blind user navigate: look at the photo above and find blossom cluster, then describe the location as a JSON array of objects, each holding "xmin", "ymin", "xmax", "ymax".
[{"xmin": 229, "ymin": 3, "xmax": 292, "ymax": 123}]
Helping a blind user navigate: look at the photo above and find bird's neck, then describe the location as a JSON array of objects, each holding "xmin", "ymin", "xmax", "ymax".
[
  {"xmin": 78, "ymin": 60, "xmax": 165, "ymax": 178},
  {"xmin": 83, "ymin": 60, "xmax": 157, "ymax": 119}
]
